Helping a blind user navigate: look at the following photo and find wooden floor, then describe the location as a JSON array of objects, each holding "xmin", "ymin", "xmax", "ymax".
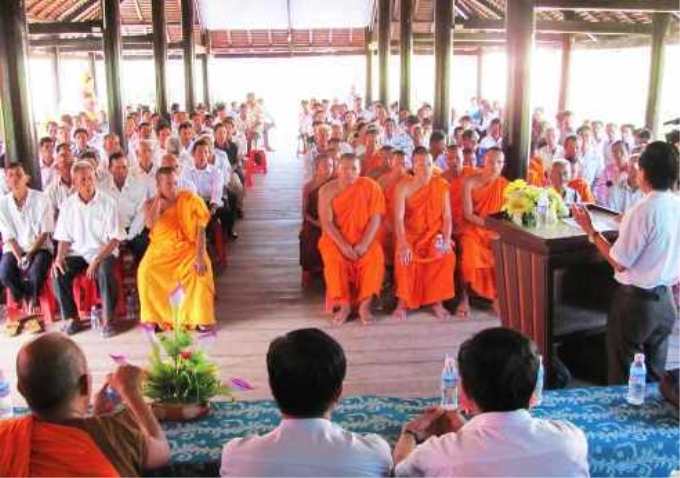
[{"xmin": 0, "ymin": 151, "xmax": 677, "ymax": 404}]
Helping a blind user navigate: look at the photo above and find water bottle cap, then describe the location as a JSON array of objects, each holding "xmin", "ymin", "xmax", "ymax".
[{"xmin": 634, "ymin": 353, "xmax": 645, "ymax": 363}]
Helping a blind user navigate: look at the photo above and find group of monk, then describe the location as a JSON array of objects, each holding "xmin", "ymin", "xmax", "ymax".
[{"xmin": 300, "ymin": 122, "xmax": 509, "ymax": 324}]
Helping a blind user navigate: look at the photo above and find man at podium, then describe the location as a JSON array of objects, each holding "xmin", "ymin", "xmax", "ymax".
[{"xmin": 571, "ymin": 141, "xmax": 680, "ymax": 384}]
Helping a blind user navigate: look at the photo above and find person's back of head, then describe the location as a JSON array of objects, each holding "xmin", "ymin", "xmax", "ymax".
[
  {"xmin": 267, "ymin": 328, "xmax": 346, "ymax": 418},
  {"xmin": 458, "ymin": 327, "xmax": 538, "ymax": 412},
  {"xmin": 17, "ymin": 332, "xmax": 88, "ymax": 418},
  {"xmin": 639, "ymin": 141, "xmax": 679, "ymax": 191}
]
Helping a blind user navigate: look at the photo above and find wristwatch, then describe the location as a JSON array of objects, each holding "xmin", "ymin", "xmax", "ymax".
[{"xmin": 587, "ymin": 230, "xmax": 599, "ymax": 244}]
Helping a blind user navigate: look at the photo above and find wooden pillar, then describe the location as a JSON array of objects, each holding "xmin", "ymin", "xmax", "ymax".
[
  {"xmin": 365, "ymin": 27, "xmax": 373, "ymax": 107},
  {"xmin": 102, "ymin": 0, "xmax": 124, "ymax": 149},
  {"xmin": 504, "ymin": 0, "xmax": 534, "ymax": 181},
  {"xmin": 399, "ymin": 0, "xmax": 413, "ymax": 111},
  {"xmin": 52, "ymin": 47, "xmax": 62, "ymax": 113},
  {"xmin": 433, "ymin": 0, "xmax": 453, "ymax": 132},
  {"xmin": 88, "ymin": 52, "xmax": 98, "ymax": 100},
  {"xmin": 201, "ymin": 33, "xmax": 211, "ymax": 110},
  {"xmin": 557, "ymin": 34, "xmax": 572, "ymax": 112},
  {"xmin": 152, "ymin": 0, "xmax": 169, "ymax": 119},
  {"xmin": 0, "ymin": 0, "xmax": 39, "ymax": 187},
  {"xmin": 181, "ymin": 0, "xmax": 196, "ymax": 113},
  {"xmin": 377, "ymin": 0, "xmax": 391, "ymax": 106},
  {"xmin": 476, "ymin": 48, "xmax": 483, "ymax": 101},
  {"xmin": 645, "ymin": 13, "xmax": 669, "ymax": 136}
]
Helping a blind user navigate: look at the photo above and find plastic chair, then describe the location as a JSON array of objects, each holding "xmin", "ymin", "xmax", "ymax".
[
  {"xmin": 72, "ymin": 258, "xmax": 126, "ymax": 319},
  {"xmin": 5, "ymin": 279, "xmax": 58, "ymax": 323}
]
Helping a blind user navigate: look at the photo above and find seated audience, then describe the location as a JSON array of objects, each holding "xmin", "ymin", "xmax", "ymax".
[
  {"xmin": 220, "ymin": 328, "xmax": 393, "ymax": 477},
  {"xmin": 0, "ymin": 164, "xmax": 54, "ymax": 318},
  {"xmin": 130, "ymin": 139, "xmax": 158, "ymax": 188},
  {"xmin": 608, "ymin": 153, "xmax": 643, "ymax": 214},
  {"xmin": 0, "ymin": 333, "xmax": 170, "ymax": 476},
  {"xmin": 393, "ymin": 149, "xmax": 455, "ymax": 321},
  {"xmin": 45, "ymin": 151, "xmax": 74, "ymax": 218},
  {"xmin": 393, "ymin": 327, "xmax": 589, "ymax": 477},
  {"xmin": 318, "ymin": 154, "xmax": 385, "ymax": 325},
  {"xmin": 549, "ymin": 159, "xmax": 581, "ymax": 205},
  {"xmin": 37, "ymin": 136, "xmax": 57, "ymax": 188},
  {"xmin": 536, "ymin": 126, "xmax": 565, "ymax": 173},
  {"xmin": 138, "ymin": 167, "xmax": 215, "ymax": 330},
  {"xmin": 52, "ymin": 161, "xmax": 126, "ymax": 337}
]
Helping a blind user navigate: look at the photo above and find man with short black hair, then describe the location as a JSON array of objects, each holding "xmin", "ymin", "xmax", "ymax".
[
  {"xmin": 220, "ymin": 328, "xmax": 393, "ymax": 477},
  {"xmin": 37, "ymin": 137, "xmax": 57, "ymax": 187},
  {"xmin": 393, "ymin": 328, "xmax": 589, "ymax": 477},
  {"xmin": 572, "ymin": 141, "xmax": 680, "ymax": 383}
]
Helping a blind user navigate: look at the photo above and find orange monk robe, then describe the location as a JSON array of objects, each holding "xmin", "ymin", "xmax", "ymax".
[
  {"xmin": 138, "ymin": 190, "xmax": 215, "ymax": 327},
  {"xmin": 378, "ymin": 177, "xmax": 400, "ymax": 265},
  {"xmin": 449, "ymin": 166, "xmax": 478, "ymax": 234},
  {"xmin": 363, "ymin": 151, "xmax": 384, "ymax": 176},
  {"xmin": 395, "ymin": 176, "xmax": 456, "ymax": 309},
  {"xmin": 458, "ymin": 176, "xmax": 509, "ymax": 300},
  {"xmin": 527, "ymin": 156, "xmax": 547, "ymax": 186},
  {"xmin": 0, "ymin": 416, "xmax": 120, "ymax": 477},
  {"xmin": 568, "ymin": 178, "xmax": 596, "ymax": 203},
  {"xmin": 318, "ymin": 177, "xmax": 385, "ymax": 307}
]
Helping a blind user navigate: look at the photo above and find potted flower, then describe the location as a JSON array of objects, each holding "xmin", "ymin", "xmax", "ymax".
[
  {"xmin": 502, "ymin": 179, "xmax": 568, "ymax": 228},
  {"xmin": 141, "ymin": 286, "xmax": 240, "ymax": 421}
]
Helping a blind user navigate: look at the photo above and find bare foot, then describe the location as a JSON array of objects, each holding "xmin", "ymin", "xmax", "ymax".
[
  {"xmin": 332, "ymin": 304, "xmax": 352, "ymax": 325},
  {"xmin": 433, "ymin": 303, "xmax": 452, "ymax": 320},
  {"xmin": 392, "ymin": 306, "xmax": 407, "ymax": 321},
  {"xmin": 358, "ymin": 298, "xmax": 374, "ymax": 325},
  {"xmin": 455, "ymin": 295, "xmax": 470, "ymax": 318}
]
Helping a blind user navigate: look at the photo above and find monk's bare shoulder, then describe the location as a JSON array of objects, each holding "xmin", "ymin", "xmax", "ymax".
[{"xmin": 319, "ymin": 178, "xmax": 341, "ymax": 202}]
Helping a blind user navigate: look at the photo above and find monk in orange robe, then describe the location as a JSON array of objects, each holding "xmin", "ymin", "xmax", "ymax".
[
  {"xmin": 365, "ymin": 145, "xmax": 393, "ymax": 179},
  {"xmin": 393, "ymin": 149, "xmax": 455, "ymax": 320},
  {"xmin": 442, "ymin": 144, "xmax": 477, "ymax": 234},
  {"xmin": 456, "ymin": 147, "xmax": 509, "ymax": 317},
  {"xmin": 0, "ymin": 333, "xmax": 170, "ymax": 477},
  {"xmin": 138, "ymin": 167, "xmax": 215, "ymax": 329},
  {"xmin": 528, "ymin": 155, "xmax": 547, "ymax": 186},
  {"xmin": 318, "ymin": 153, "xmax": 385, "ymax": 325},
  {"xmin": 377, "ymin": 150, "xmax": 409, "ymax": 265},
  {"xmin": 359, "ymin": 126, "xmax": 380, "ymax": 175}
]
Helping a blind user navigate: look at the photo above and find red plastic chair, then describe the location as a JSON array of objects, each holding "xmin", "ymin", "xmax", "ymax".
[
  {"xmin": 209, "ymin": 220, "xmax": 228, "ymax": 269},
  {"xmin": 5, "ymin": 279, "xmax": 59, "ymax": 323},
  {"xmin": 72, "ymin": 258, "xmax": 127, "ymax": 319},
  {"xmin": 246, "ymin": 150, "xmax": 268, "ymax": 175}
]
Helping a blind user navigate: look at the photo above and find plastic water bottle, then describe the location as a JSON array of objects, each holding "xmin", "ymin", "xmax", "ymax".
[
  {"xmin": 533, "ymin": 355, "xmax": 545, "ymax": 406},
  {"xmin": 440, "ymin": 354, "xmax": 458, "ymax": 410},
  {"xmin": 90, "ymin": 306, "xmax": 100, "ymax": 331},
  {"xmin": 536, "ymin": 191, "xmax": 549, "ymax": 227},
  {"xmin": 0, "ymin": 369, "xmax": 13, "ymax": 419},
  {"xmin": 627, "ymin": 353, "xmax": 646, "ymax": 406}
]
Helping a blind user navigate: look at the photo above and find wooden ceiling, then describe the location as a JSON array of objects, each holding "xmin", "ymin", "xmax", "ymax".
[{"xmin": 24, "ymin": 0, "xmax": 680, "ymax": 57}]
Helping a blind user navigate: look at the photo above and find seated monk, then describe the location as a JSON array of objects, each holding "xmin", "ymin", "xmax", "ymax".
[
  {"xmin": 442, "ymin": 145, "xmax": 477, "ymax": 234},
  {"xmin": 138, "ymin": 167, "xmax": 215, "ymax": 330},
  {"xmin": 0, "ymin": 333, "xmax": 170, "ymax": 477},
  {"xmin": 393, "ymin": 148, "xmax": 455, "ymax": 320},
  {"xmin": 456, "ymin": 147, "xmax": 509, "ymax": 317},
  {"xmin": 527, "ymin": 155, "xmax": 547, "ymax": 186},
  {"xmin": 300, "ymin": 153, "xmax": 334, "ymax": 285},
  {"xmin": 365, "ymin": 145, "xmax": 393, "ymax": 179},
  {"xmin": 318, "ymin": 153, "xmax": 385, "ymax": 325},
  {"xmin": 377, "ymin": 150, "xmax": 409, "ymax": 266}
]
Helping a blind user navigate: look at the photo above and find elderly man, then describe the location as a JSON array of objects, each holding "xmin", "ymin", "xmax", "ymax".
[
  {"xmin": 608, "ymin": 154, "xmax": 643, "ymax": 214},
  {"xmin": 393, "ymin": 328, "xmax": 588, "ymax": 477},
  {"xmin": 220, "ymin": 328, "xmax": 392, "ymax": 477},
  {"xmin": 318, "ymin": 153, "xmax": 385, "ymax": 325},
  {"xmin": 0, "ymin": 333, "xmax": 170, "ymax": 476},
  {"xmin": 0, "ymin": 164, "xmax": 54, "ymax": 321},
  {"xmin": 52, "ymin": 161, "xmax": 126, "ymax": 337},
  {"xmin": 130, "ymin": 139, "xmax": 158, "ymax": 189},
  {"xmin": 45, "ymin": 151, "xmax": 74, "ymax": 217},
  {"xmin": 549, "ymin": 159, "xmax": 581, "ymax": 206},
  {"xmin": 393, "ymin": 148, "xmax": 455, "ymax": 321},
  {"xmin": 97, "ymin": 132, "xmax": 122, "ymax": 172}
]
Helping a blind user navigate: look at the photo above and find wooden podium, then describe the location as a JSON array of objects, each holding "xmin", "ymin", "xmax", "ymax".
[{"xmin": 485, "ymin": 207, "xmax": 620, "ymax": 386}]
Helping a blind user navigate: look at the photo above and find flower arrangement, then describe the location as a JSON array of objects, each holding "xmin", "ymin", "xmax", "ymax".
[
  {"xmin": 502, "ymin": 179, "xmax": 569, "ymax": 228},
  {"xmin": 141, "ymin": 286, "xmax": 249, "ymax": 408}
]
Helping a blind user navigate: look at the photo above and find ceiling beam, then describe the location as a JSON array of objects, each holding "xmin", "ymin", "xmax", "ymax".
[
  {"xmin": 460, "ymin": 18, "xmax": 654, "ymax": 34},
  {"xmin": 535, "ymin": 0, "xmax": 680, "ymax": 13},
  {"xmin": 28, "ymin": 20, "xmax": 102, "ymax": 35}
]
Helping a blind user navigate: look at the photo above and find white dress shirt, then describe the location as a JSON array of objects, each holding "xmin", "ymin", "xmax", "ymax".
[
  {"xmin": 53, "ymin": 190, "xmax": 126, "ymax": 262},
  {"xmin": 579, "ymin": 148, "xmax": 605, "ymax": 191},
  {"xmin": 181, "ymin": 163, "xmax": 224, "ymax": 206},
  {"xmin": 537, "ymin": 145, "xmax": 566, "ymax": 171},
  {"xmin": 0, "ymin": 172, "xmax": 9, "ymax": 196},
  {"xmin": 220, "ymin": 418, "xmax": 393, "ymax": 477},
  {"xmin": 0, "ymin": 189, "xmax": 54, "ymax": 254},
  {"xmin": 607, "ymin": 178, "xmax": 643, "ymax": 214},
  {"xmin": 130, "ymin": 163, "xmax": 159, "ymax": 191},
  {"xmin": 610, "ymin": 190, "xmax": 680, "ymax": 289},
  {"xmin": 45, "ymin": 177, "xmax": 73, "ymax": 213},
  {"xmin": 100, "ymin": 176, "xmax": 147, "ymax": 239},
  {"xmin": 395, "ymin": 409, "xmax": 589, "ymax": 477},
  {"xmin": 39, "ymin": 157, "xmax": 57, "ymax": 188},
  {"xmin": 479, "ymin": 134, "xmax": 503, "ymax": 150}
]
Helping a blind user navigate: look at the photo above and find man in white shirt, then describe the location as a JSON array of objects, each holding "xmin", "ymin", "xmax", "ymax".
[
  {"xmin": 393, "ymin": 328, "xmax": 589, "ymax": 477},
  {"xmin": 52, "ymin": 161, "xmax": 126, "ymax": 338},
  {"xmin": 97, "ymin": 132, "xmax": 122, "ymax": 173},
  {"xmin": 537, "ymin": 127, "xmax": 565, "ymax": 172},
  {"xmin": 130, "ymin": 139, "xmax": 158, "ymax": 189},
  {"xmin": 608, "ymin": 154, "xmax": 643, "ymax": 214},
  {"xmin": 478, "ymin": 118, "xmax": 503, "ymax": 154},
  {"xmin": 572, "ymin": 141, "xmax": 680, "ymax": 383},
  {"xmin": 428, "ymin": 130, "xmax": 448, "ymax": 171},
  {"xmin": 221, "ymin": 328, "xmax": 393, "ymax": 477},
  {"xmin": 45, "ymin": 151, "xmax": 74, "ymax": 217},
  {"xmin": 38, "ymin": 137, "xmax": 57, "ymax": 188},
  {"xmin": 0, "ymin": 164, "xmax": 54, "ymax": 315},
  {"xmin": 101, "ymin": 152, "xmax": 149, "ymax": 262},
  {"xmin": 577, "ymin": 125, "xmax": 605, "ymax": 192}
]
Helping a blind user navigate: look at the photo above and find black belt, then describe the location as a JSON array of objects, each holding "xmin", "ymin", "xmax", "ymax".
[{"xmin": 618, "ymin": 284, "xmax": 669, "ymax": 301}]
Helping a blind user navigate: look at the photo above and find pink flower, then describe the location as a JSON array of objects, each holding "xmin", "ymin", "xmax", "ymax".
[
  {"xmin": 168, "ymin": 284, "xmax": 186, "ymax": 309},
  {"xmin": 139, "ymin": 323, "xmax": 159, "ymax": 345},
  {"xmin": 230, "ymin": 377, "xmax": 254, "ymax": 391}
]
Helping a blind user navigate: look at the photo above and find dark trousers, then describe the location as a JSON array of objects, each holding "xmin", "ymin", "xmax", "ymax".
[
  {"xmin": 53, "ymin": 255, "xmax": 118, "ymax": 322},
  {"xmin": 0, "ymin": 250, "xmax": 52, "ymax": 304},
  {"xmin": 127, "ymin": 229, "xmax": 150, "ymax": 263},
  {"xmin": 206, "ymin": 199, "xmax": 236, "ymax": 236},
  {"xmin": 607, "ymin": 284, "xmax": 677, "ymax": 384}
]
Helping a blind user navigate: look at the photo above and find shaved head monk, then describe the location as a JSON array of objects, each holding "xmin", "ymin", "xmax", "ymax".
[
  {"xmin": 318, "ymin": 153, "xmax": 385, "ymax": 325},
  {"xmin": 456, "ymin": 147, "xmax": 509, "ymax": 317},
  {"xmin": 0, "ymin": 333, "xmax": 170, "ymax": 476},
  {"xmin": 392, "ymin": 148, "xmax": 455, "ymax": 321},
  {"xmin": 378, "ymin": 150, "xmax": 410, "ymax": 266}
]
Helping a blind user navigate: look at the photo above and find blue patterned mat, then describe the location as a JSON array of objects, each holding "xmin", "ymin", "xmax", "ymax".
[{"xmin": 160, "ymin": 385, "xmax": 679, "ymax": 477}]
